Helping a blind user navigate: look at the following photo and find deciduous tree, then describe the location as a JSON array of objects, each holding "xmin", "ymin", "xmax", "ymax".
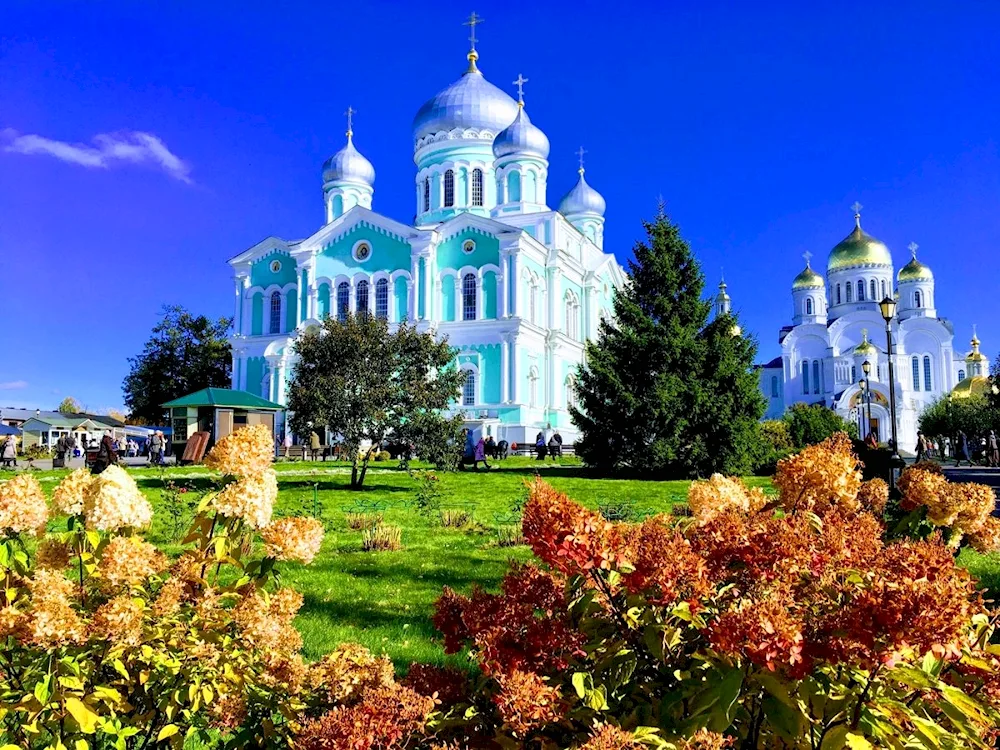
[
  {"xmin": 286, "ymin": 315, "xmax": 465, "ymax": 488},
  {"xmin": 57, "ymin": 396, "xmax": 82, "ymax": 414}
]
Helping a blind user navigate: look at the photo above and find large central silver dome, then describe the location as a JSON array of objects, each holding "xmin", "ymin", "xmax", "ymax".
[{"xmin": 412, "ymin": 59, "xmax": 519, "ymax": 144}]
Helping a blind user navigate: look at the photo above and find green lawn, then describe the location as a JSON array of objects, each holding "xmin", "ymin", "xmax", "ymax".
[{"xmin": 24, "ymin": 460, "xmax": 999, "ymax": 670}]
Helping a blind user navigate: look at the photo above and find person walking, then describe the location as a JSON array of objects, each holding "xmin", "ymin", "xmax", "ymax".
[
  {"xmin": 915, "ymin": 432, "xmax": 927, "ymax": 462},
  {"xmin": 309, "ymin": 431, "xmax": 321, "ymax": 461},
  {"xmin": 956, "ymin": 431, "xmax": 972, "ymax": 467},
  {"xmin": 149, "ymin": 430, "xmax": 163, "ymax": 466},
  {"xmin": 473, "ymin": 436, "xmax": 490, "ymax": 470},
  {"xmin": 988, "ymin": 430, "xmax": 999, "ymax": 468},
  {"xmin": 92, "ymin": 430, "xmax": 118, "ymax": 474},
  {"xmin": 534, "ymin": 431, "xmax": 547, "ymax": 461},
  {"xmin": 1, "ymin": 435, "xmax": 16, "ymax": 468}
]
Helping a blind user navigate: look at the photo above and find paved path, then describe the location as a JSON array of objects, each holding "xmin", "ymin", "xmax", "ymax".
[{"xmin": 15, "ymin": 456, "xmax": 176, "ymax": 471}]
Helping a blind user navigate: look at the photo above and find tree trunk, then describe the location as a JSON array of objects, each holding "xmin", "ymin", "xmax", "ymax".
[{"xmin": 351, "ymin": 457, "xmax": 360, "ymax": 489}]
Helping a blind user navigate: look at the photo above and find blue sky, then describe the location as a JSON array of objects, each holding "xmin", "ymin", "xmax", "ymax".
[{"xmin": 1, "ymin": 1, "xmax": 998, "ymax": 411}]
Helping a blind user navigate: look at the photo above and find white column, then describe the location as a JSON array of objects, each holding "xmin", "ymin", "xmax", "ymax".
[
  {"xmin": 407, "ymin": 280, "xmax": 416, "ymax": 321},
  {"xmin": 509, "ymin": 253, "xmax": 519, "ymax": 317},
  {"xmin": 548, "ymin": 267, "xmax": 561, "ymax": 331},
  {"xmin": 500, "ymin": 337, "xmax": 509, "ymax": 403},
  {"xmin": 454, "ymin": 276, "xmax": 461, "ymax": 321},
  {"xmin": 477, "ymin": 271, "xmax": 485, "ymax": 320},
  {"xmin": 498, "ymin": 255, "xmax": 508, "ymax": 318},
  {"xmin": 275, "ymin": 361, "xmax": 287, "ymax": 405},
  {"xmin": 422, "ymin": 257, "xmax": 432, "ymax": 321}
]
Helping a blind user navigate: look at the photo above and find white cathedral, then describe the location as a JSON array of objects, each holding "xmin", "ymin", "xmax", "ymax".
[
  {"xmin": 756, "ymin": 205, "xmax": 989, "ymax": 452},
  {"xmin": 227, "ymin": 22, "xmax": 624, "ymax": 444}
]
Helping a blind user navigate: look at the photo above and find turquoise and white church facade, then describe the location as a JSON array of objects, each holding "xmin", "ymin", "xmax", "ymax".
[
  {"xmin": 227, "ymin": 34, "xmax": 624, "ymax": 443},
  {"xmin": 756, "ymin": 206, "xmax": 988, "ymax": 452}
]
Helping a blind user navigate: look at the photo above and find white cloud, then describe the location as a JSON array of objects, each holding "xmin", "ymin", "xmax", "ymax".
[
  {"xmin": 0, "ymin": 380, "xmax": 28, "ymax": 390},
  {"xmin": 1, "ymin": 128, "xmax": 192, "ymax": 183}
]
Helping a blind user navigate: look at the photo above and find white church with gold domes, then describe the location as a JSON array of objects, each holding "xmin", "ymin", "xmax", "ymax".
[
  {"xmin": 226, "ymin": 19, "xmax": 625, "ymax": 443},
  {"xmin": 757, "ymin": 205, "xmax": 988, "ymax": 451}
]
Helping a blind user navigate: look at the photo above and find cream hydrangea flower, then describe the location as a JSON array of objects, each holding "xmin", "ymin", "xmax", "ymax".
[
  {"xmin": 0, "ymin": 473, "xmax": 49, "ymax": 535},
  {"xmin": 260, "ymin": 517, "xmax": 325, "ymax": 564},
  {"xmin": 688, "ymin": 473, "xmax": 767, "ymax": 524},
  {"xmin": 204, "ymin": 424, "xmax": 274, "ymax": 478},
  {"xmin": 211, "ymin": 471, "xmax": 277, "ymax": 529},
  {"xmin": 83, "ymin": 465, "xmax": 153, "ymax": 532},
  {"xmin": 52, "ymin": 467, "xmax": 93, "ymax": 516}
]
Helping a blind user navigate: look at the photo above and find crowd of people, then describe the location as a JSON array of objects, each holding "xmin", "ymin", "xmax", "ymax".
[{"xmin": 915, "ymin": 429, "xmax": 1000, "ymax": 467}]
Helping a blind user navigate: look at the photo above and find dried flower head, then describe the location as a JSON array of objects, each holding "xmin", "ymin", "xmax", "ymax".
[
  {"xmin": 261, "ymin": 516, "xmax": 325, "ymax": 564},
  {"xmin": 0, "ymin": 473, "xmax": 49, "ymax": 536},
  {"xmin": 204, "ymin": 423, "xmax": 274, "ymax": 478},
  {"xmin": 52, "ymin": 467, "xmax": 93, "ymax": 516},
  {"xmin": 773, "ymin": 433, "xmax": 862, "ymax": 513},
  {"xmin": 25, "ymin": 569, "xmax": 86, "ymax": 647},
  {"xmin": 579, "ymin": 723, "xmax": 644, "ymax": 749},
  {"xmin": 92, "ymin": 595, "xmax": 145, "ymax": 646},
  {"xmin": 34, "ymin": 538, "xmax": 72, "ymax": 571},
  {"xmin": 211, "ymin": 471, "xmax": 277, "ymax": 529},
  {"xmin": 209, "ymin": 691, "xmax": 247, "ymax": 732},
  {"xmin": 856, "ymin": 478, "xmax": 889, "ymax": 516},
  {"xmin": 688, "ymin": 474, "xmax": 767, "ymax": 524},
  {"xmin": 152, "ymin": 577, "xmax": 186, "ymax": 617},
  {"xmin": 234, "ymin": 587, "xmax": 303, "ymax": 654},
  {"xmin": 493, "ymin": 670, "xmax": 564, "ymax": 738},
  {"xmin": 98, "ymin": 535, "xmax": 167, "ymax": 590},
  {"xmin": 307, "ymin": 642, "xmax": 395, "ymax": 705},
  {"xmin": 83, "ymin": 465, "xmax": 152, "ymax": 532},
  {"xmin": 401, "ymin": 664, "xmax": 470, "ymax": 708}
]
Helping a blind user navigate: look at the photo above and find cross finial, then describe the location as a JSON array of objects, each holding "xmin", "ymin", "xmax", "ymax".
[
  {"xmin": 344, "ymin": 106, "xmax": 355, "ymax": 137},
  {"xmin": 907, "ymin": 241, "xmax": 918, "ymax": 259},
  {"xmin": 861, "ymin": 327, "xmax": 868, "ymax": 342},
  {"xmin": 513, "ymin": 74, "xmax": 528, "ymax": 105},
  {"xmin": 803, "ymin": 250, "xmax": 813, "ymax": 267},
  {"xmin": 851, "ymin": 201, "xmax": 863, "ymax": 227},
  {"xmin": 464, "ymin": 11, "xmax": 483, "ymax": 51},
  {"xmin": 576, "ymin": 146, "xmax": 587, "ymax": 173}
]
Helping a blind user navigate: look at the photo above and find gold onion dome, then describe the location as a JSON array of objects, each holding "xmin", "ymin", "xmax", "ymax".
[
  {"xmin": 951, "ymin": 375, "xmax": 989, "ymax": 399},
  {"xmin": 966, "ymin": 333, "xmax": 987, "ymax": 363},
  {"xmin": 827, "ymin": 211, "xmax": 892, "ymax": 272},
  {"xmin": 853, "ymin": 330, "xmax": 877, "ymax": 355},
  {"xmin": 792, "ymin": 265, "xmax": 824, "ymax": 290},
  {"xmin": 897, "ymin": 242, "xmax": 933, "ymax": 282}
]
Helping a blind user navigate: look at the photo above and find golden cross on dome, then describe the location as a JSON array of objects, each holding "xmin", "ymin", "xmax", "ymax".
[
  {"xmin": 513, "ymin": 74, "xmax": 528, "ymax": 104},
  {"xmin": 344, "ymin": 106, "xmax": 355, "ymax": 137},
  {"xmin": 464, "ymin": 11, "xmax": 484, "ymax": 51},
  {"xmin": 576, "ymin": 146, "xmax": 587, "ymax": 172},
  {"xmin": 908, "ymin": 241, "xmax": 919, "ymax": 259},
  {"xmin": 803, "ymin": 250, "xmax": 813, "ymax": 267},
  {"xmin": 851, "ymin": 201, "xmax": 863, "ymax": 227},
  {"xmin": 861, "ymin": 327, "xmax": 868, "ymax": 341}
]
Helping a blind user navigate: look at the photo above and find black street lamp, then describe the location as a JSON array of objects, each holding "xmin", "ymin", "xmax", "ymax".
[
  {"xmin": 862, "ymin": 359, "xmax": 873, "ymax": 441},
  {"xmin": 879, "ymin": 296, "xmax": 906, "ymax": 490}
]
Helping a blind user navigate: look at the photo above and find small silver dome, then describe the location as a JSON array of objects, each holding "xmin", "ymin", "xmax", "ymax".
[
  {"xmin": 492, "ymin": 105, "xmax": 549, "ymax": 160},
  {"xmin": 413, "ymin": 59, "xmax": 520, "ymax": 143},
  {"xmin": 558, "ymin": 169, "xmax": 606, "ymax": 217},
  {"xmin": 322, "ymin": 134, "xmax": 375, "ymax": 187}
]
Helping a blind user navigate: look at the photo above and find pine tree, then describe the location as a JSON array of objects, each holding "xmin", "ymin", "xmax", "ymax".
[{"xmin": 570, "ymin": 209, "xmax": 765, "ymax": 477}]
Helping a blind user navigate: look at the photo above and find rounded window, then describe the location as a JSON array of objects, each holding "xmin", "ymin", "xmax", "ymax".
[
  {"xmin": 353, "ymin": 242, "xmax": 372, "ymax": 262},
  {"xmin": 462, "ymin": 239, "xmax": 476, "ymax": 254},
  {"xmin": 269, "ymin": 259, "xmax": 282, "ymax": 273}
]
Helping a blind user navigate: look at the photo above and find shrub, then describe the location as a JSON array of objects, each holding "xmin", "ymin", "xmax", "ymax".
[
  {"xmin": 345, "ymin": 511, "xmax": 383, "ymax": 530},
  {"xmin": 495, "ymin": 524, "xmax": 526, "ymax": 547},
  {"xmin": 783, "ymin": 402, "xmax": 859, "ymax": 448},
  {"xmin": 410, "ymin": 469, "xmax": 442, "ymax": 516},
  {"xmin": 424, "ymin": 434, "xmax": 1000, "ymax": 748},
  {"xmin": 362, "ymin": 524, "xmax": 402, "ymax": 552},
  {"xmin": 439, "ymin": 509, "xmax": 473, "ymax": 528},
  {"xmin": 373, "ymin": 450, "xmax": 392, "ymax": 462}
]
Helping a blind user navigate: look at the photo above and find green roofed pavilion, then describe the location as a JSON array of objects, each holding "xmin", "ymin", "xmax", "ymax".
[{"xmin": 161, "ymin": 388, "xmax": 284, "ymax": 410}]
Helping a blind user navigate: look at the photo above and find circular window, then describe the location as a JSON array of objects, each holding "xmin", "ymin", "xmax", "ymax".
[
  {"xmin": 354, "ymin": 242, "xmax": 372, "ymax": 262},
  {"xmin": 462, "ymin": 239, "xmax": 476, "ymax": 254},
  {"xmin": 269, "ymin": 259, "xmax": 282, "ymax": 273}
]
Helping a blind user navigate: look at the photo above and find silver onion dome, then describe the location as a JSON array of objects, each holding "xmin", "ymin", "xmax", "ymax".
[
  {"xmin": 558, "ymin": 169, "xmax": 606, "ymax": 217},
  {"xmin": 492, "ymin": 105, "xmax": 550, "ymax": 159},
  {"xmin": 412, "ymin": 57, "xmax": 520, "ymax": 143},
  {"xmin": 322, "ymin": 133, "xmax": 375, "ymax": 187}
]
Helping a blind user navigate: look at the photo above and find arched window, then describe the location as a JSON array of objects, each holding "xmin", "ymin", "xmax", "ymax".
[
  {"xmin": 914, "ymin": 290, "xmax": 923, "ymax": 308},
  {"xmin": 958, "ymin": 369, "xmax": 966, "ymax": 382},
  {"xmin": 565, "ymin": 295, "xmax": 579, "ymax": 340},
  {"xmin": 356, "ymin": 280, "xmax": 369, "ymax": 318},
  {"xmin": 507, "ymin": 171, "xmax": 521, "ymax": 202},
  {"xmin": 923, "ymin": 355, "xmax": 932, "ymax": 391},
  {"xmin": 851, "ymin": 364, "xmax": 857, "ymax": 384},
  {"xmin": 462, "ymin": 273, "xmax": 477, "ymax": 320},
  {"xmin": 375, "ymin": 278, "xmax": 389, "ymax": 320},
  {"xmin": 269, "ymin": 291, "xmax": 282, "ymax": 334},
  {"xmin": 771, "ymin": 376, "xmax": 779, "ymax": 398},
  {"xmin": 802, "ymin": 361, "xmax": 810, "ymax": 395},
  {"xmin": 443, "ymin": 169, "xmax": 455, "ymax": 207},
  {"xmin": 336, "ymin": 282, "xmax": 350, "ymax": 322},
  {"xmin": 870, "ymin": 279, "xmax": 877, "ymax": 301},
  {"xmin": 462, "ymin": 370, "xmax": 476, "ymax": 406},
  {"xmin": 528, "ymin": 366, "xmax": 539, "ymax": 407},
  {"xmin": 566, "ymin": 376, "xmax": 577, "ymax": 411},
  {"xmin": 911, "ymin": 356, "xmax": 920, "ymax": 390},
  {"xmin": 805, "ymin": 298, "xmax": 813, "ymax": 315},
  {"xmin": 857, "ymin": 280, "xmax": 865, "ymax": 301},
  {"xmin": 422, "ymin": 177, "xmax": 430, "ymax": 212},
  {"xmin": 528, "ymin": 282, "xmax": 537, "ymax": 324},
  {"xmin": 880, "ymin": 279, "xmax": 887, "ymax": 299},
  {"xmin": 471, "ymin": 168, "xmax": 483, "ymax": 207},
  {"xmin": 845, "ymin": 283, "xmax": 853, "ymax": 303},
  {"xmin": 836, "ymin": 284, "xmax": 842, "ymax": 305},
  {"xmin": 813, "ymin": 361, "xmax": 821, "ymax": 395}
]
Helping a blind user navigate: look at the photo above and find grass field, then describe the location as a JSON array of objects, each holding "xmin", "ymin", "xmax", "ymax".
[{"xmin": 23, "ymin": 459, "xmax": 1000, "ymax": 670}]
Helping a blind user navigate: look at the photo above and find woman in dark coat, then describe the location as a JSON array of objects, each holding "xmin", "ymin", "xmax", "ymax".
[
  {"xmin": 92, "ymin": 431, "xmax": 119, "ymax": 475},
  {"xmin": 956, "ymin": 431, "xmax": 972, "ymax": 467}
]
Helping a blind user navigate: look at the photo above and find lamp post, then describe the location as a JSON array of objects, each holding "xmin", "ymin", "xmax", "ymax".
[
  {"xmin": 879, "ymin": 296, "xmax": 905, "ymax": 490},
  {"xmin": 862, "ymin": 359, "xmax": 873, "ymax": 441}
]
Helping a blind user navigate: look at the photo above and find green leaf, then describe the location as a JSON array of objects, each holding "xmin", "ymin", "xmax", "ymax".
[
  {"xmin": 571, "ymin": 672, "xmax": 590, "ymax": 699},
  {"xmin": 845, "ymin": 734, "xmax": 874, "ymax": 750},
  {"xmin": 762, "ymin": 694, "xmax": 803, "ymax": 742},
  {"xmin": 156, "ymin": 725, "xmax": 179, "ymax": 741},
  {"xmin": 690, "ymin": 667, "xmax": 743, "ymax": 732},
  {"xmin": 34, "ymin": 675, "xmax": 51, "ymax": 704},
  {"xmin": 584, "ymin": 684, "xmax": 609, "ymax": 711},
  {"xmin": 65, "ymin": 697, "xmax": 100, "ymax": 734}
]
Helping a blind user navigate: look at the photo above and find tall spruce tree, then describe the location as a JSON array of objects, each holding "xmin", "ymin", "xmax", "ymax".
[{"xmin": 570, "ymin": 209, "xmax": 765, "ymax": 477}]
